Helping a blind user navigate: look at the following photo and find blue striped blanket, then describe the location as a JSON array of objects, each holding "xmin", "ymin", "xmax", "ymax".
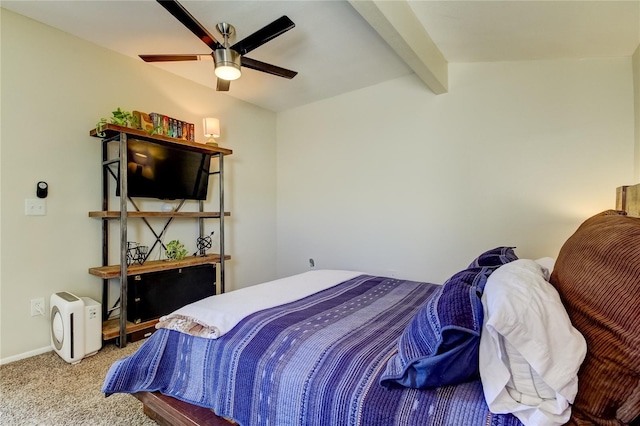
[{"xmin": 103, "ymin": 275, "xmax": 521, "ymax": 426}]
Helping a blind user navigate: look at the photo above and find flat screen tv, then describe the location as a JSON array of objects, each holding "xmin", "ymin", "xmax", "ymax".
[{"xmin": 117, "ymin": 138, "xmax": 211, "ymax": 200}]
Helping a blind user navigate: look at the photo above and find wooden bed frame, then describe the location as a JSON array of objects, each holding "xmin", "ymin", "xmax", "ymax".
[
  {"xmin": 134, "ymin": 392, "xmax": 235, "ymax": 426},
  {"xmin": 617, "ymin": 183, "xmax": 640, "ymax": 217},
  {"xmin": 131, "ymin": 183, "xmax": 640, "ymax": 426}
]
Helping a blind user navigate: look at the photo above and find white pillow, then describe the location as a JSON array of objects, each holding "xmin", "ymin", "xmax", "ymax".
[
  {"xmin": 534, "ymin": 257, "xmax": 555, "ymax": 279},
  {"xmin": 479, "ymin": 259, "xmax": 587, "ymax": 426}
]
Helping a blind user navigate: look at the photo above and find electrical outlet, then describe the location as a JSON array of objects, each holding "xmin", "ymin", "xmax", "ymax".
[{"xmin": 31, "ymin": 298, "xmax": 45, "ymax": 317}]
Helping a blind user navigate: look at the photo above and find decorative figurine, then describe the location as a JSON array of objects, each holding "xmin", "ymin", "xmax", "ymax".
[
  {"xmin": 195, "ymin": 231, "xmax": 215, "ymax": 256},
  {"xmin": 127, "ymin": 241, "xmax": 149, "ymax": 265}
]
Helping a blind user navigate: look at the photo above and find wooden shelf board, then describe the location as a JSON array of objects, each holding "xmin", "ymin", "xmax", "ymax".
[
  {"xmin": 90, "ymin": 123, "xmax": 232, "ymax": 155},
  {"xmin": 89, "ymin": 254, "xmax": 231, "ymax": 279},
  {"xmin": 102, "ymin": 318, "xmax": 158, "ymax": 341},
  {"xmin": 89, "ymin": 211, "xmax": 230, "ymax": 219}
]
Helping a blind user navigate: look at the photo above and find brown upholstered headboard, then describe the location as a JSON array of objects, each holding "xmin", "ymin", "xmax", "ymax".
[
  {"xmin": 550, "ymin": 207, "xmax": 640, "ymax": 424},
  {"xmin": 616, "ymin": 183, "xmax": 640, "ymax": 217}
]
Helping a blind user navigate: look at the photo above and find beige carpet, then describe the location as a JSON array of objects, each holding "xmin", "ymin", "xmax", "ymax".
[{"xmin": 0, "ymin": 340, "xmax": 157, "ymax": 425}]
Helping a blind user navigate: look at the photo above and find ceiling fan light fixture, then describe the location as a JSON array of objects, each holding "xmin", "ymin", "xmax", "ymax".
[
  {"xmin": 214, "ymin": 48, "xmax": 241, "ymax": 81},
  {"xmin": 148, "ymin": 3, "xmax": 297, "ymax": 91}
]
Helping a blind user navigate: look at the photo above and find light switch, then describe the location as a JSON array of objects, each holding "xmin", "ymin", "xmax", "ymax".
[{"xmin": 25, "ymin": 198, "xmax": 46, "ymax": 216}]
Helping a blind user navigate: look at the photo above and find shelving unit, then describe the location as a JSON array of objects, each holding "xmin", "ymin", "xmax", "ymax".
[{"xmin": 89, "ymin": 124, "xmax": 232, "ymax": 347}]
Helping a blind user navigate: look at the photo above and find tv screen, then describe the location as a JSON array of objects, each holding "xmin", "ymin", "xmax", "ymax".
[{"xmin": 118, "ymin": 139, "xmax": 211, "ymax": 200}]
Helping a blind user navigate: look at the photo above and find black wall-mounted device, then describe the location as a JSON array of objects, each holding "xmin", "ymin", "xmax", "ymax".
[{"xmin": 37, "ymin": 181, "xmax": 48, "ymax": 198}]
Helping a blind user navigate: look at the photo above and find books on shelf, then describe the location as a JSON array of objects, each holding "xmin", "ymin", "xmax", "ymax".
[{"xmin": 145, "ymin": 112, "xmax": 195, "ymax": 142}]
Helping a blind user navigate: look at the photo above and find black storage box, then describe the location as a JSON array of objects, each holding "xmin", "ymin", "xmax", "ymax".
[{"xmin": 127, "ymin": 264, "xmax": 216, "ymax": 324}]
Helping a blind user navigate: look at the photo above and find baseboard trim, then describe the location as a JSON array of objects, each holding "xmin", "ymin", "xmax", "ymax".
[{"xmin": 1, "ymin": 346, "xmax": 52, "ymax": 365}]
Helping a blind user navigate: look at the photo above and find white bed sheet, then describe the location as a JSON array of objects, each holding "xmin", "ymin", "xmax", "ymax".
[{"xmin": 157, "ymin": 269, "xmax": 363, "ymax": 338}]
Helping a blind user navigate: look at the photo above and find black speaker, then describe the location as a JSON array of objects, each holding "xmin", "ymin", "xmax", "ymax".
[{"xmin": 127, "ymin": 264, "xmax": 216, "ymax": 324}]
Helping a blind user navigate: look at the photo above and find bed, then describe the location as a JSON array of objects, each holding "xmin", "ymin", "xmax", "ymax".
[{"xmin": 103, "ymin": 184, "xmax": 640, "ymax": 426}]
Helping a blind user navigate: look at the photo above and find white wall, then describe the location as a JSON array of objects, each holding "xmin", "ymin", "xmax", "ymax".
[
  {"xmin": 277, "ymin": 58, "xmax": 635, "ymax": 283},
  {"xmin": 0, "ymin": 9, "xmax": 278, "ymax": 361}
]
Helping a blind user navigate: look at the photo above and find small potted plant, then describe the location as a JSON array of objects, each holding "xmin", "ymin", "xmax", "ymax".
[
  {"xmin": 165, "ymin": 240, "xmax": 188, "ymax": 261},
  {"xmin": 95, "ymin": 107, "xmax": 136, "ymax": 137}
]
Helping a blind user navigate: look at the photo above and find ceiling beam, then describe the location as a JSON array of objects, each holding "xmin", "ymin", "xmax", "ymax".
[{"xmin": 349, "ymin": 0, "xmax": 448, "ymax": 94}]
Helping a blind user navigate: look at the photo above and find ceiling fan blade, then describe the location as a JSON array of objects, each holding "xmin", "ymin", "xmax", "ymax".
[
  {"xmin": 156, "ymin": 0, "xmax": 222, "ymax": 51},
  {"xmin": 217, "ymin": 78, "xmax": 230, "ymax": 91},
  {"xmin": 242, "ymin": 57, "xmax": 298, "ymax": 79},
  {"xmin": 139, "ymin": 54, "xmax": 204, "ymax": 62},
  {"xmin": 230, "ymin": 16, "xmax": 295, "ymax": 56}
]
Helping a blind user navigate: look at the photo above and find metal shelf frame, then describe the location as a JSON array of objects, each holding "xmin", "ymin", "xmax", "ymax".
[{"xmin": 91, "ymin": 125, "xmax": 230, "ymax": 347}]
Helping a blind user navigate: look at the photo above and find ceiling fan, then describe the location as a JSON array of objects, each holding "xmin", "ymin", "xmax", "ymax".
[{"xmin": 140, "ymin": 0, "xmax": 298, "ymax": 91}]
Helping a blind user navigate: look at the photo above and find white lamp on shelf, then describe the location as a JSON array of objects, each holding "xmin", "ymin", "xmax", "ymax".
[{"xmin": 203, "ymin": 117, "xmax": 220, "ymax": 147}]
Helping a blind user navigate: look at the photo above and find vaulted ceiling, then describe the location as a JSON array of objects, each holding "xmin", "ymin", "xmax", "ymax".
[{"xmin": 2, "ymin": 0, "xmax": 639, "ymax": 112}]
